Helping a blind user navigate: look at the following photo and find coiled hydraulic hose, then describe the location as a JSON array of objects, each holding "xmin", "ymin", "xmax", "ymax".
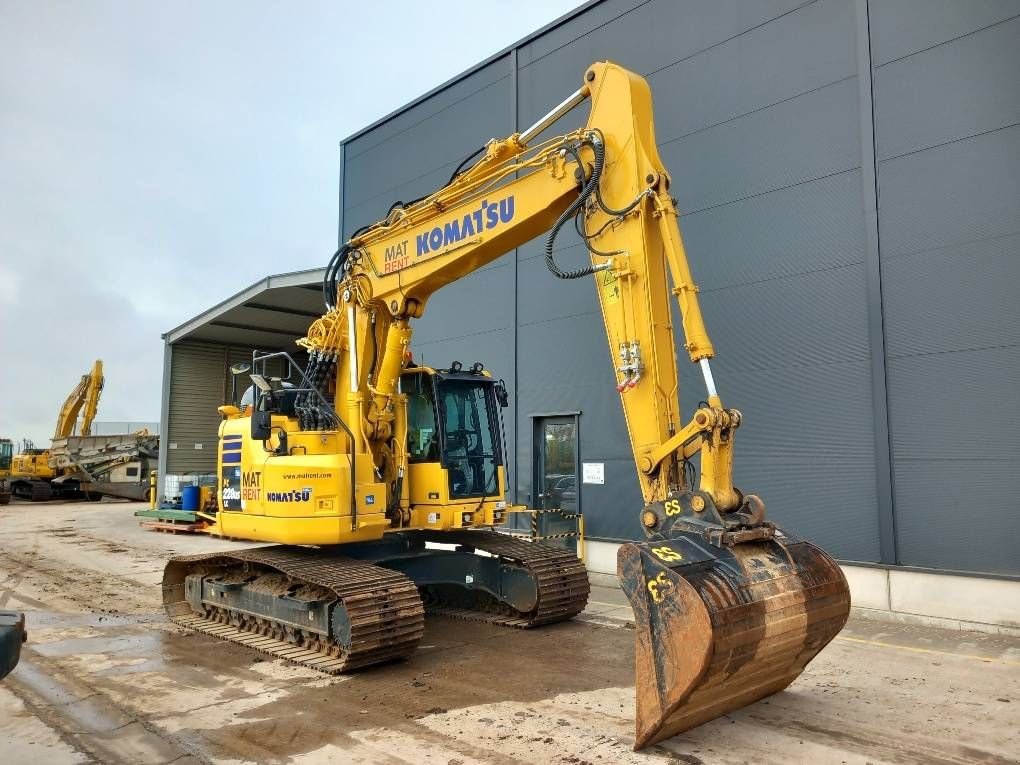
[{"xmin": 543, "ymin": 133, "xmax": 607, "ymax": 280}]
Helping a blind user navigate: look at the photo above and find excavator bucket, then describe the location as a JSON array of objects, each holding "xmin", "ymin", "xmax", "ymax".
[{"xmin": 618, "ymin": 527, "xmax": 850, "ymax": 749}]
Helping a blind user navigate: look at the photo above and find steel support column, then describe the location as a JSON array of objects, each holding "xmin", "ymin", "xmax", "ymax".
[{"xmin": 855, "ymin": 0, "xmax": 898, "ymax": 565}]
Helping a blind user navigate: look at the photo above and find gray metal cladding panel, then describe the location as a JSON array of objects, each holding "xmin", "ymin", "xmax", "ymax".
[
  {"xmin": 882, "ymin": 233, "xmax": 1020, "ymax": 359},
  {"xmin": 343, "ymin": 67, "xmax": 512, "ymax": 214},
  {"xmin": 411, "ymin": 257, "xmax": 514, "ymax": 346},
  {"xmin": 694, "ymin": 361, "xmax": 880, "ymax": 560},
  {"xmin": 678, "ymin": 170, "xmax": 866, "ymax": 290},
  {"xmin": 877, "ymin": 125, "xmax": 1020, "ymax": 258},
  {"xmin": 892, "ymin": 459, "xmax": 1020, "ymax": 574},
  {"xmin": 516, "ymin": 0, "xmax": 808, "ymax": 120},
  {"xmin": 577, "ymin": 458, "xmax": 645, "ymax": 541},
  {"xmin": 648, "ymin": 0, "xmax": 856, "ymax": 142},
  {"xmin": 515, "ymin": 1, "xmax": 841, "ymax": 150},
  {"xmin": 343, "ymin": 163, "xmax": 453, "ymax": 239},
  {"xmin": 514, "ymin": 0, "xmax": 645, "ymax": 67},
  {"xmin": 696, "ymin": 264, "xmax": 871, "ymax": 375},
  {"xmin": 516, "ymin": 248, "xmax": 601, "ymax": 326},
  {"xmin": 517, "ymin": 312, "xmax": 615, "ymax": 394},
  {"xmin": 743, "ymin": 456, "xmax": 880, "ymax": 560},
  {"xmin": 693, "ymin": 359, "xmax": 877, "ymax": 462},
  {"xmin": 886, "ymin": 345, "xmax": 1020, "ymax": 460},
  {"xmin": 660, "ymin": 77, "xmax": 861, "ymax": 214},
  {"xmin": 412, "ymin": 325, "xmax": 513, "ymax": 375},
  {"xmin": 344, "ymin": 56, "xmax": 510, "ymax": 162},
  {"xmin": 868, "ymin": 0, "xmax": 1020, "ymax": 67},
  {"xmin": 873, "ymin": 17, "xmax": 1020, "ymax": 161}
]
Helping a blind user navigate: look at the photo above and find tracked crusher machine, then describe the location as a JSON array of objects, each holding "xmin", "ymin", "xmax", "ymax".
[{"xmin": 163, "ymin": 62, "xmax": 850, "ymax": 748}]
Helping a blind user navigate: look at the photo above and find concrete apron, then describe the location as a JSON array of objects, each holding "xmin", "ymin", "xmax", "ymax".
[{"xmin": 583, "ymin": 540, "xmax": 1020, "ymax": 636}]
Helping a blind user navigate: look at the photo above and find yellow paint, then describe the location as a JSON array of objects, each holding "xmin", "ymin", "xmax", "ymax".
[
  {"xmin": 646, "ymin": 572, "xmax": 673, "ymax": 603},
  {"xmin": 600, "ymin": 269, "xmax": 621, "ymax": 305},
  {"xmin": 204, "ymin": 62, "xmax": 747, "ymax": 546},
  {"xmin": 835, "ymin": 635, "xmax": 1020, "ymax": 667},
  {"xmin": 651, "ymin": 545, "xmax": 682, "ymax": 563}
]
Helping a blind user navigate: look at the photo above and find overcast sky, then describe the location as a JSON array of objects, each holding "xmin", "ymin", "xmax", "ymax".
[{"xmin": 0, "ymin": 0, "xmax": 580, "ymax": 445}]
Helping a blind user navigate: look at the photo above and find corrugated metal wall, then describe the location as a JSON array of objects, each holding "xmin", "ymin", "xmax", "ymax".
[
  {"xmin": 165, "ymin": 343, "xmax": 229, "ymax": 474},
  {"xmin": 332, "ymin": 0, "xmax": 1018, "ymax": 576},
  {"xmin": 164, "ymin": 343, "xmax": 288, "ymax": 475},
  {"xmin": 869, "ymin": 0, "xmax": 1020, "ymax": 573}
]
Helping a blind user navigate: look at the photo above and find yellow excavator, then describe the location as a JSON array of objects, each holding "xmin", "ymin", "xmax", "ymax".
[
  {"xmin": 11, "ymin": 360, "xmax": 105, "ymax": 501},
  {"xmin": 0, "ymin": 439, "xmax": 12, "ymax": 505},
  {"xmin": 163, "ymin": 62, "xmax": 850, "ymax": 749}
]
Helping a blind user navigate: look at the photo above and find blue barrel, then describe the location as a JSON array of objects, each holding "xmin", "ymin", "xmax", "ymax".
[{"xmin": 181, "ymin": 485, "xmax": 201, "ymax": 512}]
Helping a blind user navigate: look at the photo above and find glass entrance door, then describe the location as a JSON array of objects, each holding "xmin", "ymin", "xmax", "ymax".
[{"xmin": 535, "ymin": 417, "xmax": 577, "ymax": 513}]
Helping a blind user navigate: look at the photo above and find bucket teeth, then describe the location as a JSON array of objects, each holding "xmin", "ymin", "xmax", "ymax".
[{"xmin": 619, "ymin": 530, "xmax": 850, "ymax": 749}]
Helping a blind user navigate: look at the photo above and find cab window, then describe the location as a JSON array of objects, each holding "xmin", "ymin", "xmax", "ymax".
[
  {"xmin": 438, "ymin": 380, "xmax": 499, "ymax": 499},
  {"xmin": 407, "ymin": 380, "xmax": 439, "ymax": 462}
]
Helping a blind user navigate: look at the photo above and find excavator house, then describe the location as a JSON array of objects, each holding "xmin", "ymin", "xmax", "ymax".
[{"xmin": 163, "ymin": 62, "xmax": 850, "ymax": 749}]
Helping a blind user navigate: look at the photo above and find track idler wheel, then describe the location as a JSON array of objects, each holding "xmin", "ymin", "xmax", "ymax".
[{"xmin": 619, "ymin": 493, "xmax": 850, "ymax": 749}]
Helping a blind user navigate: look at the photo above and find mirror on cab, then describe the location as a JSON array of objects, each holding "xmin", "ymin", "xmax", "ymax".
[
  {"xmin": 229, "ymin": 362, "xmax": 252, "ymax": 406},
  {"xmin": 249, "ymin": 374, "xmax": 274, "ymax": 441}
]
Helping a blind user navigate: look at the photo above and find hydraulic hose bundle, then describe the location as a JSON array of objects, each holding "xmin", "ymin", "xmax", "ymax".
[
  {"xmin": 295, "ymin": 310, "xmax": 345, "ymax": 431},
  {"xmin": 543, "ymin": 130, "xmax": 649, "ymax": 280}
]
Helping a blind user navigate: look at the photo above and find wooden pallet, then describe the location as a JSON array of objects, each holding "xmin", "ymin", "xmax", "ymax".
[{"xmin": 141, "ymin": 520, "xmax": 206, "ymax": 534}]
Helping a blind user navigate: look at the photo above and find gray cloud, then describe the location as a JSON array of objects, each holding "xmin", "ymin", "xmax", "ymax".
[{"xmin": 0, "ymin": 0, "xmax": 580, "ymax": 443}]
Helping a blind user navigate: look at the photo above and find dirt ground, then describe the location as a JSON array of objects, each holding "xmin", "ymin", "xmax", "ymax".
[{"xmin": 0, "ymin": 501, "xmax": 1017, "ymax": 765}]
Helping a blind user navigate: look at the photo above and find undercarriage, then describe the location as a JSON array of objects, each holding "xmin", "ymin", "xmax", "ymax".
[{"xmin": 163, "ymin": 530, "xmax": 590, "ymax": 673}]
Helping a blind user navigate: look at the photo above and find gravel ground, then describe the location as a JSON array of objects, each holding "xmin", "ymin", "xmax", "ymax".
[{"xmin": 0, "ymin": 500, "xmax": 1017, "ymax": 764}]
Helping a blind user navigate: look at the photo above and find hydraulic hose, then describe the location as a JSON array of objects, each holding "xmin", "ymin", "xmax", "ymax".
[{"xmin": 544, "ymin": 134, "xmax": 606, "ymax": 280}]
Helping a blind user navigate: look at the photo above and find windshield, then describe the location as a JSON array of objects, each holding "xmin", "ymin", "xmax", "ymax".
[
  {"xmin": 0, "ymin": 441, "xmax": 10, "ymax": 471},
  {"xmin": 436, "ymin": 379, "xmax": 501, "ymax": 499}
]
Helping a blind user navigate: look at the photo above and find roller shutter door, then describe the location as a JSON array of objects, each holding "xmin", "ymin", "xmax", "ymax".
[{"xmin": 166, "ymin": 343, "xmax": 229, "ymax": 474}]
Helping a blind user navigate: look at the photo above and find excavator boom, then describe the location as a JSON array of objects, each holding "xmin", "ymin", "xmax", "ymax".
[
  {"xmin": 54, "ymin": 359, "xmax": 104, "ymax": 439},
  {"xmin": 164, "ymin": 61, "xmax": 849, "ymax": 749}
]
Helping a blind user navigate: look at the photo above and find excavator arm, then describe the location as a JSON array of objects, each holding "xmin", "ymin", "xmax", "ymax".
[
  {"xmin": 290, "ymin": 62, "xmax": 850, "ymax": 749},
  {"xmin": 53, "ymin": 359, "xmax": 104, "ymax": 439},
  {"xmin": 189, "ymin": 62, "xmax": 850, "ymax": 750},
  {"xmin": 307, "ymin": 62, "xmax": 738, "ymax": 516}
]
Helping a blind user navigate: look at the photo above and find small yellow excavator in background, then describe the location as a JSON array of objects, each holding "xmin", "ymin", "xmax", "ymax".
[
  {"xmin": 0, "ymin": 439, "xmax": 12, "ymax": 505},
  {"xmin": 163, "ymin": 62, "xmax": 850, "ymax": 749},
  {"xmin": 11, "ymin": 360, "xmax": 105, "ymax": 501},
  {"xmin": 9, "ymin": 359, "xmax": 159, "ymax": 503}
]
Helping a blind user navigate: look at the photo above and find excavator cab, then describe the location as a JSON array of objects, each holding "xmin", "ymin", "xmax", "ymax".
[{"xmin": 402, "ymin": 365, "xmax": 507, "ymax": 501}]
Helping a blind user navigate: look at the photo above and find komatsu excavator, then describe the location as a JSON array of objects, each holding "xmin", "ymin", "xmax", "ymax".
[
  {"xmin": 0, "ymin": 439, "xmax": 12, "ymax": 505},
  {"xmin": 11, "ymin": 360, "xmax": 105, "ymax": 501},
  {"xmin": 163, "ymin": 62, "xmax": 850, "ymax": 749}
]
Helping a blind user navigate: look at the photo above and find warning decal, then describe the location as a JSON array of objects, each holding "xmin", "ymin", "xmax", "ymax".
[{"xmin": 600, "ymin": 269, "xmax": 620, "ymax": 305}]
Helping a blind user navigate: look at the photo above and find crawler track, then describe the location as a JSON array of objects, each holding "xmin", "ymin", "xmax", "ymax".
[
  {"xmin": 163, "ymin": 531, "xmax": 588, "ymax": 674},
  {"xmin": 163, "ymin": 546, "xmax": 425, "ymax": 674},
  {"xmin": 416, "ymin": 530, "xmax": 590, "ymax": 628}
]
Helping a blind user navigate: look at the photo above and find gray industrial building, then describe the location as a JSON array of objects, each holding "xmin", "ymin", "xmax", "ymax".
[{"xmin": 160, "ymin": 0, "xmax": 1019, "ymax": 610}]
